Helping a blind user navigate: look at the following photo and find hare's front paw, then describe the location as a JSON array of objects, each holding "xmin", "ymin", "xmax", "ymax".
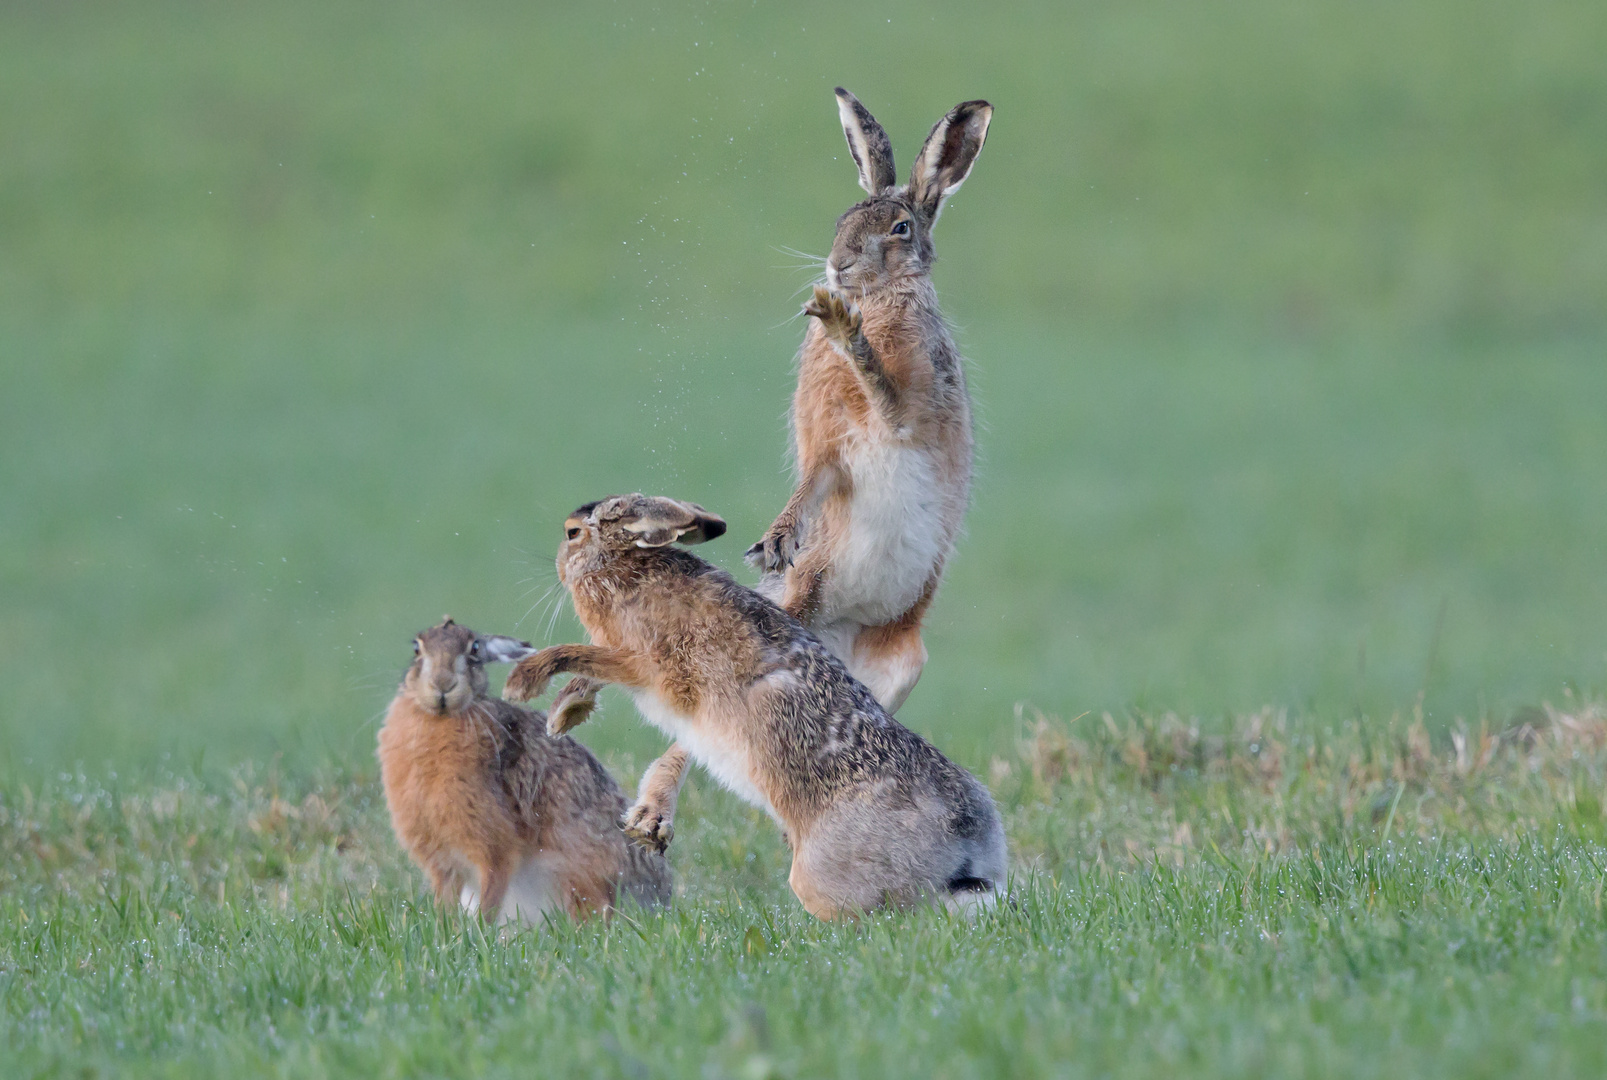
[
  {"xmin": 546, "ymin": 677, "xmax": 598, "ymax": 736},
  {"xmin": 804, "ymin": 285, "xmax": 862, "ymax": 349},
  {"xmin": 503, "ymin": 653, "xmax": 553, "ymax": 703},
  {"xmin": 622, "ymin": 799, "xmax": 674, "ymax": 854},
  {"xmin": 744, "ymin": 519, "xmax": 799, "ymax": 573}
]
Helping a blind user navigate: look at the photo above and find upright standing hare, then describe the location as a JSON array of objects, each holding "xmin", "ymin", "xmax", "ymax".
[
  {"xmin": 619, "ymin": 90, "xmax": 994, "ymax": 849},
  {"xmin": 504, "ymin": 496, "xmax": 1007, "ymax": 920},
  {"xmin": 753, "ymin": 87, "xmax": 992, "ymax": 710},
  {"xmin": 377, "ymin": 618, "xmax": 671, "ymax": 924}
]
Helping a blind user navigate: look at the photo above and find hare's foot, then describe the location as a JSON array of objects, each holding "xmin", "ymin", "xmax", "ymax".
[
  {"xmin": 547, "ymin": 677, "xmax": 600, "ymax": 736},
  {"xmin": 622, "ymin": 798, "xmax": 674, "ymax": 854},
  {"xmin": 625, "ymin": 745, "xmax": 688, "ymax": 854},
  {"xmin": 804, "ymin": 285, "xmax": 863, "ymax": 351},
  {"xmin": 744, "ymin": 517, "xmax": 800, "ymax": 573}
]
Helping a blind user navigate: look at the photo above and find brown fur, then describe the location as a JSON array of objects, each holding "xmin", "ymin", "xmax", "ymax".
[
  {"xmin": 619, "ymin": 93, "xmax": 993, "ymax": 845},
  {"xmin": 504, "ymin": 497, "xmax": 1007, "ymax": 919},
  {"xmin": 377, "ymin": 618, "xmax": 671, "ymax": 924},
  {"xmin": 752, "ymin": 91, "xmax": 993, "ymax": 705}
]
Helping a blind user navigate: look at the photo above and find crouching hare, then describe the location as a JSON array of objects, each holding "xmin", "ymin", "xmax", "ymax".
[
  {"xmin": 504, "ymin": 496, "xmax": 1007, "ymax": 919},
  {"xmin": 377, "ymin": 618, "xmax": 671, "ymax": 924}
]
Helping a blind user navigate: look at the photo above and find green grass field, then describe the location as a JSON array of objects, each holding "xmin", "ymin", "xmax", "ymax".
[{"xmin": 3, "ymin": 1, "xmax": 1607, "ymax": 1075}]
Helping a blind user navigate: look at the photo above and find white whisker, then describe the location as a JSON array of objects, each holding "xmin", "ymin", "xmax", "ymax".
[
  {"xmin": 770, "ymin": 305, "xmax": 814, "ymax": 332},
  {"xmin": 544, "ymin": 588, "xmax": 568, "ymax": 641},
  {"xmin": 772, "ymin": 245, "xmax": 827, "ymax": 263},
  {"xmin": 515, "ymin": 581, "xmax": 560, "ymax": 632}
]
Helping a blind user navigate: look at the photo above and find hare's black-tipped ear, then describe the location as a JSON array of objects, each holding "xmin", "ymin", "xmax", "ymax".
[
  {"xmin": 477, "ymin": 635, "xmax": 536, "ymax": 664},
  {"xmin": 675, "ymin": 502, "xmax": 726, "ymax": 545},
  {"xmin": 909, "ymin": 99, "xmax": 993, "ymax": 219},
  {"xmin": 622, "ymin": 498, "xmax": 728, "ymax": 549},
  {"xmin": 835, "ymin": 88, "xmax": 896, "ymax": 196}
]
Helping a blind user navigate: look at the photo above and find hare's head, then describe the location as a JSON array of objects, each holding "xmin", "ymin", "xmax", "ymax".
[
  {"xmin": 824, "ymin": 89, "xmax": 992, "ymax": 296},
  {"xmin": 403, "ymin": 618, "xmax": 537, "ymax": 714},
  {"xmin": 557, "ymin": 495, "xmax": 727, "ymax": 584}
]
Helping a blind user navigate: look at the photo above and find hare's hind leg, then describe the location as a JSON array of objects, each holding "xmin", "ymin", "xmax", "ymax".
[
  {"xmin": 850, "ymin": 577, "xmax": 936, "ymax": 713},
  {"xmin": 787, "ymin": 816, "xmax": 905, "ymax": 920},
  {"xmin": 787, "ymin": 848, "xmax": 867, "ymax": 921},
  {"xmin": 850, "ymin": 620, "xmax": 928, "ymax": 714},
  {"xmin": 623, "ymin": 744, "xmax": 690, "ymax": 854},
  {"xmin": 475, "ymin": 855, "xmax": 515, "ymax": 925},
  {"xmin": 425, "ymin": 861, "xmax": 465, "ymax": 911}
]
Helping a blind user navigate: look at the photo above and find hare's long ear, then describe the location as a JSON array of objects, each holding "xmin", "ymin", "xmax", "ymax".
[
  {"xmin": 835, "ymin": 88, "xmax": 896, "ymax": 196},
  {"xmin": 908, "ymin": 99, "xmax": 993, "ymax": 219},
  {"xmin": 478, "ymin": 635, "xmax": 537, "ymax": 664},
  {"xmin": 622, "ymin": 498, "xmax": 728, "ymax": 548}
]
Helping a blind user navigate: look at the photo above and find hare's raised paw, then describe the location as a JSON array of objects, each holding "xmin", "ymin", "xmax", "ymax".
[
  {"xmin": 804, "ymin": 285, "xmax": 862, "ymax": 347},
  {"xmin": 746, "ymin": 522, "xmax": 799, "ymax": 574},
  {"xmin": 502, "ymin": 656, "xmax": 551, "ymax": 703},
  {"xmin": 622, "ymin": 800, "xmax": 674, "ymax": 854},
  {"xmin": 547, "ymin": 677, "xmax": 599, "ymax": 736}
]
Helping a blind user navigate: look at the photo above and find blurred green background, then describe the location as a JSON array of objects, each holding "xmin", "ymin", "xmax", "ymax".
[{"xmin": 2, "ymin": 0, "xmax": 1605, "ymax": 777}]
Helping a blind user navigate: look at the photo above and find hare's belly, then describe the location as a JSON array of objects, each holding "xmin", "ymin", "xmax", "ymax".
[
  {"xmin": 630, "ymin": 691, "xmax": 776, "ymax": 819},
  {"xmin": 829, "ymin": 441, "xmax": 954, "ymax": 624}
]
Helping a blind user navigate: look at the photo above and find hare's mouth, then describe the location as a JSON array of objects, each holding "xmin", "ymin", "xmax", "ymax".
[
  {"xmin": 422, "ymin": 684, "xmax": 473, "ymax": 715},
  {"xmin": 826, "ymin": 270, "xmax": 872, "ymax": 297}
]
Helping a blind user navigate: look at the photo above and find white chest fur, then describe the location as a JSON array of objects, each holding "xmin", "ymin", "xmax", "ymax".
[
  {"xmin": 630, "ymin": 690, "xmax": 777, "ymax": 820},
  {"xmin": 501, "ymin": 855, "xmax": 562, "ymax": 923},
  {"xmin": 828, "ymin": 437, "xmax": 954, "ymax": 625}
]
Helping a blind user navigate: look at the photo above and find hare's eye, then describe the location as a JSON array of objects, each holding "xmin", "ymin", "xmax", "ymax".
[
  {"xmin": 566, "ymin": 527, "xmax": 582, "ymax": 540},
  {"xmin": 412, "ymin": 640, "xmax": 421, "ymax": 655},
  {"xmin": 469, "ymin": 640, "xmax": 481, "ymax": 658},
  {"xmin": 891, "ymin": 220, "xmax": 911, "ymax": 237}
]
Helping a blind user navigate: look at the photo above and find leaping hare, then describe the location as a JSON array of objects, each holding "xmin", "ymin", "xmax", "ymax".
[
  {"xmin": 504, "ymin": 496, "xmax": 1007, "ymax": 920},
  {"xmin": 377, "ymin": 618, "xmax": 671, "ymax": 924}
]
